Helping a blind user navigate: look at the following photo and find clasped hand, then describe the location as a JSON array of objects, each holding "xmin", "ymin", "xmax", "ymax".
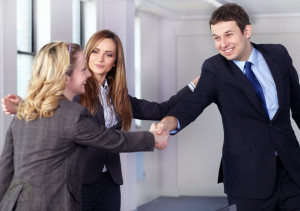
[
  {"xmin": 1, "ymin": 94, "xmax": 20, "ymax": 115},
  {"xmin": 149, "ymin": 123, "xmax": 169, "ymax": 150}
]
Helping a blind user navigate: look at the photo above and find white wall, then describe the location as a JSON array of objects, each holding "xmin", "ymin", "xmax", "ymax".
[
  {"xmin": 36, "ymin": 0, "xmax": 73, "ymax": 50},
  {"xmin": 0, "ymin": 0, "xmax": 3, "ymax": 154},
  {"xmin": 158, "ymin": 19, "xmax": 180, "ymax": 197},
  {"xmin": 135, "ymin": 11, "xmax": 161, "ymax": 206},
  {"xmin": 0, "ymin": 0, "xmax": 17, "ymax": 155},
  {"xmin": 51, "ymin": 0, "xmax": 73, "ymax": 42},
  {"xmin": 36, "ymin": 0, "xmax": 50, "ymax": 50}
]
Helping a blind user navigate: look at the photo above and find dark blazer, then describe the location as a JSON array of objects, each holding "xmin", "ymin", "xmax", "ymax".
[
  {"xmin": 80, "ymin": 85, "xmax": 192, "ymax": 185},
  {"xmin": 0, "ymin": 99, "xmax": 154, "ymax": 211},
  {"xmin": 168, "ymin": 43, "xmax": 300, "ymax": 199}
]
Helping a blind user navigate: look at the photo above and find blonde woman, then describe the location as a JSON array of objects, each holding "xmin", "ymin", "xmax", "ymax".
[{"xmin": 0, "ymin": 41, "xmax": 167, "ymax": 211}]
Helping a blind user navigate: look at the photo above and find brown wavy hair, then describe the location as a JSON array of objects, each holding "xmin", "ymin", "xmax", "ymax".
[{"xmin": 80, "ymin": 30, "xmax": 132, "ymax": 131}]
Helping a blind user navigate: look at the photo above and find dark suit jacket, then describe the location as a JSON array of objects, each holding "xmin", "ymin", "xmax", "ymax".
[
  {"xmin": 79, "ymin": 85, "xmax": 192, "ymax": 185},
  {"xmin": 168, "ymin": 43, "xmax": 300, "ymax": 199},
  {"xmin": 0, "ymin": 99, "xmax": 154, "ymax": 211}
]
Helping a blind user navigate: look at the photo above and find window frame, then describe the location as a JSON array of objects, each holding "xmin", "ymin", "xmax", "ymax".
[{"xmin": 17, "ymin": 0, "xmax": 35, "ymax": 56}]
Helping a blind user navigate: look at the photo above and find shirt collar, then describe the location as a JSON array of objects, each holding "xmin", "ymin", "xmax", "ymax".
[
  {"xmin": 233, "ymin": 45, "xmax": 258, "ymax": 72},
  {"xmin": 99, "ymin": 79, "xmax": 109, "ymax": 96},
  {"xmin": 100, "ymin": 79, "xmax": 109, "ymax": 89}
]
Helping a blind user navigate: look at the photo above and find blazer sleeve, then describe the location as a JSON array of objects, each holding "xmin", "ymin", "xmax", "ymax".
[
  {"xmin": 130, "ymin": 85, "xmax": 193, "ymax": 120},
  {"xmin": 284, "ymin": 45, "xmax": 300, "ymax": 128},
  {"xmin": 167, "ymin": 60, "xmax": 219, "ymax": 132},
  {"xmin": 0, "ymin": 121, "xmax": 15, "ymax": 200},
  {"xmin": 73, "ymin": 106, "xmax": 155, "ymax": 152}
]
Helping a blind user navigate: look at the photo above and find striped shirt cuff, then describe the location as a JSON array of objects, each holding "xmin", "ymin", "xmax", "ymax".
[{"xmin": 188, "ymin": 82, "xmax": 196, "ymax": 92}]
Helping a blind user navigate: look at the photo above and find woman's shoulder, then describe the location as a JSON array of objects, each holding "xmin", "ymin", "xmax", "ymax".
[{"xmin": 58, "ymin": 98, "xmax": 86, "ymax": 114}]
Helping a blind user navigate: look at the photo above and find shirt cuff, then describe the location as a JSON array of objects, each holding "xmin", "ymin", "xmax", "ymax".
[
  {"xmin": 188, "ymin": 82, "xmax": 196, "ymax": 92},
  {"xmin": 169, "ymin": 119, "xmax": 181, "ymax": 134}
]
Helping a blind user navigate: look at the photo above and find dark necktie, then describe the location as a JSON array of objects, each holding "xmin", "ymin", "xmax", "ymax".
[{"xmin": 245, "ymin": 61, "xmax": 268, "ymax": 115}]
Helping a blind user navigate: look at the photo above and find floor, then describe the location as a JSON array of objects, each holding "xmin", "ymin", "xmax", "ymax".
[{"xmin": 137, "ymin": 196, "xmax": 228, "ymax": 211}]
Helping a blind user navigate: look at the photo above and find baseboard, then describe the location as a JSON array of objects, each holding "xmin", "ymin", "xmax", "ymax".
[
  {"xmin": 178, "ymin": 185, "xmax": 226, "ymax": 197},
  {"xmin": 159, "ymin": 185, "xmax": 180, "ymax": 197}
]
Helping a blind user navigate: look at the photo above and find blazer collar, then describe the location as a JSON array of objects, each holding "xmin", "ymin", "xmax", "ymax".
[
  {"xmin": 229, "ymin": 60, "xmax": 269, "ymax": 118},
  {"xmin": 253, "ymin": 43, "xmax": 283, "ymax": 120},
  {"xmin": 94, "ymin": 104, "xmax": 105, "ymax": 124},
  {"xmin": 227, "ymin": 43, "xmax": 283, "ymax": 120},
  {"xmin": 94, "ymin": 103, "xmax": 122, "ymax": 129}
]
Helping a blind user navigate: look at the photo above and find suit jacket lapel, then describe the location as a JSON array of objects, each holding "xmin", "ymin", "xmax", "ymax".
[
  {"xmin": 94, "ymin": 103, "xmax": 122, "ymax": 129},
  {"xmin": 229, "ymin": 60, "xmax": 269, "ymax": 118},
  {"xmin": 94, "ymin": 104, "xmax": 105, "ymax": 124},
  {"xmin": 260, "ymin": 51, "xmax": 283, "ymax": 120},
  {"xmin": 111, "ymin": 113, "xmax": 122, "ymax": 129}
]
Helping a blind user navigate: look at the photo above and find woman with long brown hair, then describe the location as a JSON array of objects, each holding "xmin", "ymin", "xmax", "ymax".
[{"xmin": 78, "ymin": 30, "xmax": 198, "ymax": 211}]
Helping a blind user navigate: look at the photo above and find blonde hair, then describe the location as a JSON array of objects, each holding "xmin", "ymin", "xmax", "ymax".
[
  {"xmin": 80, "ymin": 30, "xmax": 132, "ymax": 131},
  {"xmin": 17, "ymin": 41, "xmax": 82, "ymax": 121}
]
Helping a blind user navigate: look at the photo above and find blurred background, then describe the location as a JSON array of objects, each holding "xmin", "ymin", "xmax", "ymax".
[{"xmin": 1, "ymin": 0, "xmax": 300, "ymax": 210}]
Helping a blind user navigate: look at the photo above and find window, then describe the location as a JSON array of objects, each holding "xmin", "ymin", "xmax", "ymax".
[
  {"xmin": 135, "ymin": 17, "xmax": 142, "ymax": 128},
  {"xmin": 135, "ymin": 16, "xmax": 145, "ymax": 181},
  {"xmin": 17, "ymin": 0, "xmax": 35, "ymax": 55},
  {"xmin": 73, "ymin": 0, "xmax": 96, "ymax": 48},
  {"xmin": 73, "ymin": 0, "xmax": 81, "ymax": 45},
  {"xmin": 17, "ymin": 0, "xmax": 35, "ymax": 98}
]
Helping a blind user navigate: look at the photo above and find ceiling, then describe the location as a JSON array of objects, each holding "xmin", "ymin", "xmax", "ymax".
[{"xmin": 135, "ymin": 0, "xmax": 300, "ymax": 20}]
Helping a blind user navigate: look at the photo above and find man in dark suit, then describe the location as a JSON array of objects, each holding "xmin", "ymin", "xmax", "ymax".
[{"xmin": 157, "ymin": 3, "xmax": 300, "ymax": 210}]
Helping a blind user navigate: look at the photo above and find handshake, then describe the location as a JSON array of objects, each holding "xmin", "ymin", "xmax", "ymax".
[
  {"xmin": 149, "ymin": 121, "xmax": 170, "ymax": 150},
  {"xmin": 2, "ymin": 94, "xmax": 173, "ymax": 151}
]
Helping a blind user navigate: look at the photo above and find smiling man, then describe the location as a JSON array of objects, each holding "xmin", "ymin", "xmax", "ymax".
[{"xmin": 157, "ymin": 3, "xmax": 300, "ymax": 210}]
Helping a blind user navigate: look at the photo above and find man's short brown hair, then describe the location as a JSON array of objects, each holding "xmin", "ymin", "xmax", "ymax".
[{"xmin": 209, "ymin": 3, "xmax": 251, "ymax": 33}]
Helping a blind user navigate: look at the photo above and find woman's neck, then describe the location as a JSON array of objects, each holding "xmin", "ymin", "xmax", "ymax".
[
  {"xmin": 62, "ymin": 91, "xmax": 74, "ymax": 101},
  {"xmin": 95, "ymin": 74, "xmax": 106, "ymax": 86}
]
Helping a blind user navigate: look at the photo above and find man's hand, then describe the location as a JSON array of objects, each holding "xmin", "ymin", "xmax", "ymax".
[
  {"xmin": 156, "ymin": 116, "xmax": 177, "ymax": 135},
  {"xmin": 149, "ymin": 123, "xmax": 169, "ymax": 150},
  {"xmin": 1, "ymin": 94, "xmax": 21, "ymax": 115},
  {"xmin": 156, "ymin": 120, "xmax": 169, "ymax": 135}
]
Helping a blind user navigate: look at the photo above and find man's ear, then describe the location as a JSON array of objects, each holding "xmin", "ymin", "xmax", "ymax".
[{"xmin": 244, "ymin": 25, "xmax": 252, "ymax": 39}]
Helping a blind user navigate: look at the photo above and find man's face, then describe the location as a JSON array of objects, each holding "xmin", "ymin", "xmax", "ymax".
[{"xmin": 211, "ymin": 21, "xmax": 252, "ymax": 61}]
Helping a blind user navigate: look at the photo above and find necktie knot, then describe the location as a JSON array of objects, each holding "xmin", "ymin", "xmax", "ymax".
[{"xmin": 245, "ymin": 61, "xmax": 252, "ymax": 71}]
